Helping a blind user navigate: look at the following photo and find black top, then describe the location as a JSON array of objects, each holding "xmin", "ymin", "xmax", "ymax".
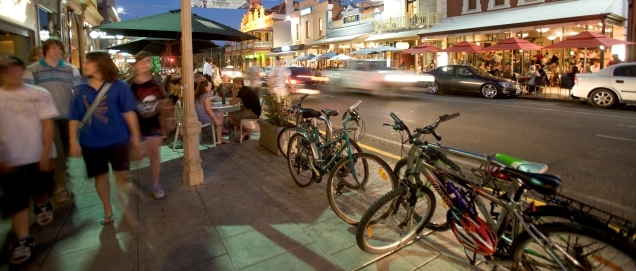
[
  {"xmin": 129, "ymin": 80, "xmax": 166, "ymax": 137},
  {"xmin": 237, "ymin": 86, "xmax": 261, "ymax": 117}
]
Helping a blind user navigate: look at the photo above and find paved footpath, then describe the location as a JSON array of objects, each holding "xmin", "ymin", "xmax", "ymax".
[{"xmin": 0, "ymin": 133, "xmax": 493, "ymax": 271}]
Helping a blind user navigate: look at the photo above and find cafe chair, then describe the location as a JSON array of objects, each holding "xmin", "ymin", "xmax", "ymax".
[
  {"xmin": 235, "ymin": 98, "xmax": 264, "ymax": 144},
  {"xmin": 200, "ymin": 122, "xmax": 218, "ymax": 147},
  {"xmin": 172, "ymin": 106, "xmax": 185, "ymax": 150}
]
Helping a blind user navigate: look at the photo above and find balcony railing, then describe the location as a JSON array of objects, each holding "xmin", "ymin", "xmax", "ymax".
[
  {"xmin": 373, "ymin": 12, "xmax": 441, "ymax": 32},
  {"xmin": 225, "ymin": 41, "xmax": 273, "ymax": 52},
  {"xmin": 327, "ymin": 12, "xmax": 378, "ymax": 29}
]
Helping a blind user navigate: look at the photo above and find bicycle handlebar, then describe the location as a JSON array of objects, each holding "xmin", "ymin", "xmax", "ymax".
[
  {"xmin": 286, "ymin": 94, "xmax": 310, "ymax": 113},
  {"xmin": 385, "ymin": 112, "xmax": 460, "ymax": 144},
  {"xmin": 342, "ymin": 100, "xmax": 362, "ymax": 121}
]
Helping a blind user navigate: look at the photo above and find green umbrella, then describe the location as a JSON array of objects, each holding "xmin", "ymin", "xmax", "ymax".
[
  {"xmin": 108, "ymin": 38, "xmax": 218, "ymax": 56},
  {"xmin": 95, "ymin": 9, "xmax": 256, "ymax": 41}
]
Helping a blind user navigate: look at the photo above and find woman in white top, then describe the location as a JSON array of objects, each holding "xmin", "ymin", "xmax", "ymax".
[{"xmin": 526, "ymin": 65, "xmax": 538, "ymax": 94}]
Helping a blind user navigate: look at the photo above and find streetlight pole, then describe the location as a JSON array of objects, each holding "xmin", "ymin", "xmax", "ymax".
[{"xmin": 180, "ymin": 0, "xmax": 204, "ymax": 186}]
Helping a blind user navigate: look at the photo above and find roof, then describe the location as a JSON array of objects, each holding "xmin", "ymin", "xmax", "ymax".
[{"xmin": 420, "ymin": 0, "xmax": 626, "ymax": 37}]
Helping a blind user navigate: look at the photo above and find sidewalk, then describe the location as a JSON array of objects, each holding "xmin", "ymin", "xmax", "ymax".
[{"xmin": 0, "ymin": 133, "xmax": 491, "ymax": 271}]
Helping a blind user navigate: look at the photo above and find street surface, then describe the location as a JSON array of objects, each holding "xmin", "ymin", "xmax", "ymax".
[{"xmin": 293, "ymin": 86, "xmax": 636, "ymax": 220}]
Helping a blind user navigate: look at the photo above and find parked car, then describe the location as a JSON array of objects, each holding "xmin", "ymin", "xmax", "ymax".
[
  {"xmin": 324, "ymin": 59, "xmax": 433, "ymax": 93},
  {"xmin": 221, "ymin": 66, "xmax": 242, "ymax": 78},
  {"xmin": 425, "ymin": 65, "xmax": 521, "ymax": 98},
  {"xmin": 571, "ymin": 62, "xmax": 636, "ymax": 108}
]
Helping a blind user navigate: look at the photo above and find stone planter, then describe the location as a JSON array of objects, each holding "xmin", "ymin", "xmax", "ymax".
[{"xmin": 258, "ymin": 119, "xmax": 284, "ymax": 156}]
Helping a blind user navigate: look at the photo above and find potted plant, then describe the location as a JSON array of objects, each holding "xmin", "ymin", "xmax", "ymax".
[{"xmin": 258, "ymin": 92, "xmax": 291, "ymax": 156}]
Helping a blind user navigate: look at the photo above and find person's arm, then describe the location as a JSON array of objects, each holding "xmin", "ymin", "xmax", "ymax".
[
  {"xmin": 203, "ymin": 96, "xmax": 222, "ymax": 124},
  {"xmin": 123, "ymin": 111, "xmax": 141, "ymax": 146},
  {"xmin": 68, "ymin": 119, "xmax": 82, "ymax": 157},
  {"xmin": 39, "ymin": 118, "xmax": 54, "ymax": 171},
  {"xmin": 22, "ymin": 68, "xmax": 35, "ymax": 85},
  {"xmin": 230, "ymin": 88, "xmax": 241, "ymax": 105}
]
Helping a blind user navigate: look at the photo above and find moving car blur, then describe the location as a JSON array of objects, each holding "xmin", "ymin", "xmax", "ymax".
[
  {"xmin": 221, "ymin": 66, "xmax": 243, "ymax": 78},
  {"xmin": 322, "ymin": 59, "xmax": 434, "ymax": 93},
  {"xmin": 425, "ymin": 65, "xmax": 521, "ymax": 98}
]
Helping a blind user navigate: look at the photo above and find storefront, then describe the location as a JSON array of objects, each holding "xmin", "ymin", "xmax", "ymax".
[
  {"xmin": 420, "ymin": 0, "xmax": 627, "ymax": 74},
  {"xmin": 0, "ymin": 0, "xmax": 38, "ymax": 61}
]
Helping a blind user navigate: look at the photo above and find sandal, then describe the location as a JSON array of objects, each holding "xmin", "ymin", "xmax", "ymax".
[
  {"xmin": 217, "ymin": 140, "xmax": 230, "ymax": 145},
  {"xmin": 235, "ymin": 135, "xmax": 250, "ymax": 142},
  {"xmin": 222, "ymin": 130, "xmax": 231, "ymax": 135},
  {"xmin": 100, "ymin": 214, "xmax": 114, "ymax": 225}
]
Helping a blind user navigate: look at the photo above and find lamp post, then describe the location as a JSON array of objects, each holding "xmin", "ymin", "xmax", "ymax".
[{"xmin": 180, "ymin": 0, "xmax": 204, "ymax": 185}]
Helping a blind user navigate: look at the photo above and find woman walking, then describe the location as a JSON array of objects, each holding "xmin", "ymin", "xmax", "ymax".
[
  {"xmin": 195, "ymin": 80, "xmax": 231, "ymax": 145},
  {"xmin": 68, "ymin": 51, "xmax": 140, "ymax": 225},
  {"xmin": 128, "ymin": 51, "xmax": 170, "ymax": 199}
]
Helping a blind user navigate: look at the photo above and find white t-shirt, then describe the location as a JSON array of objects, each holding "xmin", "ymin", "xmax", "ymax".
[
  {"xmin": 0, "ymin": 84, "xmax": 59, "ymax": 167},
  {"xmin": 202, "ymin": 62, "xmax": 213, "ymax": 77},
  {"xmin": 493, "ymin": 53, "xmax": 502, "ymax": 63}
]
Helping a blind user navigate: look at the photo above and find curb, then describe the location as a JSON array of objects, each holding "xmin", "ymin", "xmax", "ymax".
[{"xmin": 515, "ymin": 95, "xmax": 586, "ymax": 104}]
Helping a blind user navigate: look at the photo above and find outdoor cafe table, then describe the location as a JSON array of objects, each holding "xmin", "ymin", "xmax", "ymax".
[{"xmin": 211, "ymin": 100, "xmax": 240, "ymax": 113}]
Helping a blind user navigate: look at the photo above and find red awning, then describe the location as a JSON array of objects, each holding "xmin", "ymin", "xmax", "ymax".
[
  {"xmin": 402, "ymin": 43, "xmax": 441, "ymax": 54},
  {"xmin": 441, "ymin": 41, "xmax": 483, "ymax": 53},
  {"xmin": 481, "ymin": 38, "xmax": 543, "ymax": 51},
  {"xmin": 542, "ymin": 31, "xmax": 635, "ymax": 49}
]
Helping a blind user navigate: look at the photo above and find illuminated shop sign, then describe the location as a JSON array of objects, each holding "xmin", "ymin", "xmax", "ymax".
[
  {"xmin": 343, "ymin": 14, "xmax": 359, "ymax": 24},
  {"xmin": 300, "ymin": 7, "xmax": 312, "ymax": 16}
]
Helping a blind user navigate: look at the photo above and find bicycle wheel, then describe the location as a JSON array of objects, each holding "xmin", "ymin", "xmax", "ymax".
[
  {"xmin": 278, "ymin": 125, "xmax": 297, "ymax": 159},
  {"xmin": 511, "ymin": 222, "xmax": 636, "ymax": 270},
  {"xmin": 394, "ymin": 158, "xmax": 450, "ymax": 232},
  {"xmin": 328, "ymin": 139, "xmax": 363, "ymax": 189},
  {"xmin": 327, "ymin": 153, "xmax": 398, "ymax": 225},
  {"xmin": 287, "ymin": 133, "xmax": 316, "ymax": 187},
  {"xmin": 356, "ymin": 185, "xmax": 435, "ymax": 254}
]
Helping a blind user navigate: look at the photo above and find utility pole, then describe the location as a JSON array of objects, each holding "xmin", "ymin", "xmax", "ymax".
[{"xmin": 180, "ymin": 1, "xmax": 204, "ymax": 186}]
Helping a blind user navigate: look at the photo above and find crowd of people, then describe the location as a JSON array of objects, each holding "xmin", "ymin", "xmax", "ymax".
[{"xmin": 0, "ymin": 37, "xmax": 273, "ymax": 265}]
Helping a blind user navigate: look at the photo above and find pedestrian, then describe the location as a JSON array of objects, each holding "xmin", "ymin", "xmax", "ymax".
[
  {"xmin": 245, "ymin": 59, "xmax": 260, "ymax": 90},
  {"xmin": 267, "ymin": 56, "xmax": 294, "ymax": 96},
  {"xmin": 0, "ymin": 55, "xmax": 57, "ymax": 264},
  {"xmin": 607, "ymin": 54, "xmax": 622, "ymax": 67},
  {"xmin": 128, "ymin": 51, "xmax": 171, "ymax": 199},
  {"xmin": 195, "ymin": 80, "xmax": 231, "ymax": 145},
  {"xmin": 23, "ymin": 37, "xmax": 81, "ymax": 204},
  {"xmin": 526, "ymin": 65, "xmax": 538, "ymax": 94},
  {"xmin": 229, "ymin": 77, "xmax": 261, "ymax": 142},
  {"xmin": 68, "ymin": 51, "xmax": 141, "ymax": 226},
  {"xmin": 202, "ymin": 57, "xmax": 213, "ymax": 82},
  {"xmin": 27, "ymin": 45, "xmax": 43, "ymax": 65}
]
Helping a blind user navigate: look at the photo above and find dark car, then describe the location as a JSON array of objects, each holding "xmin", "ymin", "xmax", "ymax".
[{"xmin": 425, "ymin": 65, "xmax": 521, "ymax": 98}]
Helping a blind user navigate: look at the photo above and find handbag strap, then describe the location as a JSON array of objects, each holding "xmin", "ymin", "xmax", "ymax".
[{"xmin": 80, "ymin": 82, "xmax": 112, "ymax": 128}]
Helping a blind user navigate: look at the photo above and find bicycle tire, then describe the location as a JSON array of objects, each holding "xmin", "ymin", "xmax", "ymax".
[
  {"xmin": 394, "ymin": 158, "xmax": 450, "ymax": 232},
  {"xmin": 331, "ymin": 139, "xmax": 364, "ymax": 189},
  {"xmin": 287, "ymin": 133, "xmax": 316, "ymax": 187},
  {"xmin": 356, "ymin": 185, "xmax": 436, "ymax": 254},
  {"xmin": 327, "ymin": 153, "xmax": 398, "ymax": 225},
  {"xmin": 277, "ymin": 125, "xmax": 297, "ymax": 159},
  {"xmin": 511, "ymin": 222, "xmax": 636, "ymax": 270}
]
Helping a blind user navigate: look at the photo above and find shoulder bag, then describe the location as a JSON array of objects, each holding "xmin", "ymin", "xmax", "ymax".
[{"xmin": 77, "ymin": 82, "xmax": 112, "ymax": 139}]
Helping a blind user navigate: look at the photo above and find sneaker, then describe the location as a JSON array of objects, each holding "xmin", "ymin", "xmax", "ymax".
[
  {"xmin": 10, "ymin": 237, "xmax": 34, "ymax": 265},
  {"xmin": 53, "ymin": 189, "xmax": 73, "ymax": 203},
  {"xmin": 34, "ymin": 201, "xmax": 54, "ymax": 226},
  {"xmin": 151, "ymin": 183, "xmax": 165, "ymax": 200}
]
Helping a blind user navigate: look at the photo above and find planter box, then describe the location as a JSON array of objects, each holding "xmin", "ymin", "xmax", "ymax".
[{"xmin": 258, "ymin": 119, "xmax": 284, "ymax": 156}]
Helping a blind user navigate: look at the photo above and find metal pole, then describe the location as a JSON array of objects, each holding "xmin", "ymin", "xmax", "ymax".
[
  {"xmin": 180, "ymin": 1, "xmax": 204, "ymax": 186},
  {"xmin": 600, "ymin": 19, "xmax": 606, "ymax": 69}
]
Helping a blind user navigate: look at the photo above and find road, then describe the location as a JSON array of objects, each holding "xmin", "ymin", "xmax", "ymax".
[{"xmin": 290, "ymin": 87, "xmax": 636, "ymax": 220}]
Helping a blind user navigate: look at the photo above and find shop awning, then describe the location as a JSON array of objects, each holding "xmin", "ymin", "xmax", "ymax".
[
  {"xmin": 265, "ymin": 51, "xmax": 296, "ymax": 57},
  {"xmin": 366, "ymin": 28, "xmax": 425, "ymax": 41},
  {"xmin": 306, "ymin": 33, "xmax": 372, "ymax": 45},
  {"xmin": 420, "ymin": 0, "xmax": 626, "ymax": 38}
]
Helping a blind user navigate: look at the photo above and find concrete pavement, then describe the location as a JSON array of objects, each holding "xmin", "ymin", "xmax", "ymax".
[{"xmin": 0, "ymin": 132, "xmax": 491, "ymax": 271}]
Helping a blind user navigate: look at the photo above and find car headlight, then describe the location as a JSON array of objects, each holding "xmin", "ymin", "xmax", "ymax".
[{"xmin": 497, "ymin": 82, "xmax": 511, "ymax": 88}]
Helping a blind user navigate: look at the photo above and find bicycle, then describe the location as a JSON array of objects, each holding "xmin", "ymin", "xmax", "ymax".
[
  {"xmin": 356, "ymin": 112, "xmax": 635, "ymax": 270},
  {"xmin": 278, "ymin": 94, "xmax": 365, "ymax": 159},
  {"xmin": 287, "ymin": 101, "xmax": 398, "ymax": 225}
]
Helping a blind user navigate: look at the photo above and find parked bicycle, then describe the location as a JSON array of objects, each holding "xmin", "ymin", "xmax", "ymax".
[
  {"xmin": 287, "ymin": 101, "xmax": 398, "ymax": 225},
  {"xmin": 356, "ymin": 112, "xmax": 635, "ymax": 270}
]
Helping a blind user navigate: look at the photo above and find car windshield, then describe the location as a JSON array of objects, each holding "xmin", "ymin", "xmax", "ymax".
[{"xmin": 469, "ymin": 65, "xmax": 491, "ymax": 77}]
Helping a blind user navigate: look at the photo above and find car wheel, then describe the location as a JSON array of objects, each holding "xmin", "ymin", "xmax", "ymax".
[
  {"xmin": 481, "ymin": 83, "xmax": 498, "ymax": 99},
  {"xmin": 590, "ymin": 89, "xmax": 618, "ymax": 108},
  {"xmin": 428, "ymin": 81, "xmax": 440, "ymax": 94}
]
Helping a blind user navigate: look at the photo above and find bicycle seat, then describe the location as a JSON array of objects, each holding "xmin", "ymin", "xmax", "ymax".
[
  {"xmin": 301, "ymin": 109, "xmax": 322, "ymax": 118},
  {"xmin": 495, "ymin": 153, "xmax": 548, "ymax": 174},
  {"xmin": 321, "ymin": 108, "xmax": 339, "ymax": 117},
  {"xmin": 500, "ymin": 167, "xmax": 561, "ymax": 195}
]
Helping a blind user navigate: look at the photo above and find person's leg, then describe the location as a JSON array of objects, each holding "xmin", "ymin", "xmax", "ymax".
[
  {"xmin": 211, "ymin": 112, "xmax": 226, "ymax": 143},
  {"xmin": 94, "ymin": 172, "xmax": 112, "ymax": 219},
  {"xmin": 145, "ymin": 137, "xmax": 163, "ymax": 186},
  {"xmin": 52, "ymin": 120, "xmax": 72, "ymax": 203},
  {"xmin": 83, "ymin": 146, "xmax": 112, "ymax": 224},
  {"xmin": 11, "ymin": 209, "xmax": 29, "ymax": 240}
]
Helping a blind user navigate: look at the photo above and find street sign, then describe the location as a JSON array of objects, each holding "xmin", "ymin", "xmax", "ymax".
[{"xmin": 191, "ymin": 0, "xmax": 249, "ymax": 9}]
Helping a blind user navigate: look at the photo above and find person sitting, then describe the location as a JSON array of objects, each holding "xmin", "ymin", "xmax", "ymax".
[
  {"xmin": 229, "ymin": 77, "xmax": 261, "ymax": 142},
  {"xmin": 215, "ymin": 74, "xmax": 233, "ymax": 97},
  {"xmin": 194, "ymin": 80, "xmax": 231, "ymax": 145},
  {"xmin": 193, "ymin": 72, "xmax": 205, "ymax": 90}
]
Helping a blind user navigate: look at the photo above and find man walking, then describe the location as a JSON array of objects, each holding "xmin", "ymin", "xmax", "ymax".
[{"xmin": 23, "ymin": 38, "xmax": 81, "ymax": 203}]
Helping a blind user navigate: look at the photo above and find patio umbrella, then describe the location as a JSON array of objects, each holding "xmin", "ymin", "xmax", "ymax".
[
  {"xmin": 291, "ymin": 54, "xmax": 307, "ymax": 62},
  {"xmin": 402, "ymin": 43, "xmax": 441, "ymax": 54},
  {"xmin": 542, "ymin": 31, "xmax": 636, "ymax": 72},
  {"xmin": 351, "ymin": 48, "xmax": 376, "ymax": 55},
  {"xmin": 306, "ymin": 54, "xmax": 316, "ymax": 61},
  {"xmin": 442, "ymin": 41, "xmax": 483, "ymax": 53},
  {"xmin": 481, "ymin": 38, "xmax": 542, "ymax": 51},
  {"xmin": 329, "ymin": 54, "xmax": 353, "ymax": 61},
  {"xmin": 95, "ymin": 9, "xmax": 256, "ymax": 41},
  {"xmin": 108, "ymin": 38, "xmax": 218, "ymax": 56},
  {"xmin": 315, "ymin": 51, "xmax": 337, "ymax": 60},
  {"xmin": 374, "ymin": 45, "xmax": 403, "ymax": 53}
]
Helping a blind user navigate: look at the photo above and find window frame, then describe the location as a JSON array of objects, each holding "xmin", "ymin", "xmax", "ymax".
[
  {"xmin": 296, "ymin": 24, "xmax": 300, "ymax": 41},
  {"xmin": 462, "ymin": 0, "xmax": 482, "ymax": 14},
  {"xmin": 318, "ymin": 18, "xmax": 323, "ymax": 37},
  {"xmin": 487, "ymin": 0, "xmax": 509, "ymax": 10},
  {"xmin": 517, "ymin": 0, "xmax": 545, "ymax": 6},
  {"xmin": 305, "ymin": 21, "xmax": 310, "ymax": 39}
]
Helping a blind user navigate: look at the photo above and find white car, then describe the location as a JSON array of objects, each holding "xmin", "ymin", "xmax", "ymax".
[
  {"xmin": 571, "ymin": 62, "xmax": 636, "ymax": 108},
  {"xmin": 221, "ymin": 66, "xmax": 243, "ymax": 78},
  {"xmin": 323, "ymin": 60, "xmax": 434, "ymax": 93}
]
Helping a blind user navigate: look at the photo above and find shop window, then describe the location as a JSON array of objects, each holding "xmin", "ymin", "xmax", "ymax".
[
  {"xmin": 38, "ymin": 8, "xmax": 55, "ymax": 41},
  {"xmin": 487, "ymin": 0, "xmax": 509, "ymax": 10},
  {"xmin": 319, "ymin": 18, "xmax": 323, "ymax": 37},
  {"xmin": 305, "ymin": 21, "xmax": 309, "ymax": 39},
  {"xmin": 462, "ymin": 0, "xmax": 482, "ymax": 14},
  {"xmin": 495, "ymin": 0, "xmax": 504, "ymax": 5}
]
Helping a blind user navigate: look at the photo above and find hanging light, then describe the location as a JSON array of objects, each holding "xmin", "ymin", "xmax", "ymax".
[
  {"xmin": 395, "ymin": 42, "xmax": 410, "ymax": 50},
  {"xmin": 600, "ymin": 45, "xmax": 605, "ymax": 50},
  {"xmin": 547, "ymin": 36, "xmax": 557, "ymax": 40},
  {"xmin": 522, "ymin": 33, "xmax": 529, "ymax": 38},
  {"xmin": 538, "ymin": 28, "xmax": 550, "ymax": 33}
]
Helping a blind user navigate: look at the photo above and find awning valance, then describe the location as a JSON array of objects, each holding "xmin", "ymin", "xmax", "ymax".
[
  {"xmin": 265, "ymin": 51, "xmax": 296, "ymax": 57},
  {"xmin": 306, "ymin": 33, "xmax": 372, "ymax": 45},
  {"xmin": 366, "ymin": 28, "xmax": 425, "ymax": 41},
  {"xmin": 420, "ymin": 0, "xmax": 626, "ymax": 38}
]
